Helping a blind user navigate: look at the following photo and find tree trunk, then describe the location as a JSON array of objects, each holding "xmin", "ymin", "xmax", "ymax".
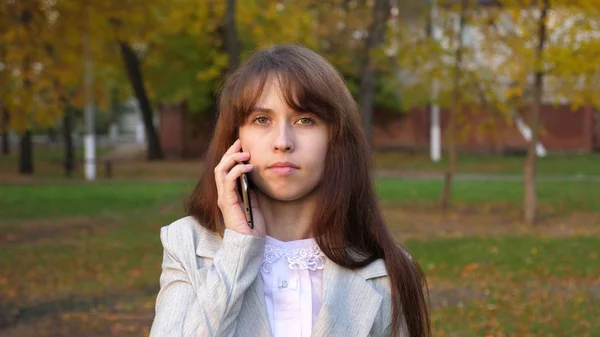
[
  {"xmin": 358, "ymin": 0, "xmax": 391, "ymax": 147},
  {"xmin": 525, "ymin": 0, "xmax": 549, "ymax": 225},
  {"xmin": 1, "ymin": 106, "xmax": 9, "ymax": 155},
  {"xmin": 0, "ymin": 39, "xmax": 6, "ymax": 156},
  {"xmin": 118, "ymin": 41, "xmax": 163, "ymax": 161},
  {"xmin": 63, "ymin": 107, "xmax": 75, "ymax": 177},
  {"xmin": 225, "ymin": 0, "xmax": 240, "ymax": 72},
  {"xmin": 19, "ymin": 129, "xmax": 33, "ymax": 174},
  {"xmin": 0, "ymin": 294, "xmax": 16, "ymax": 328},
  {"xmin": 440, "ymin": 0, "xmax": 467, "ymax": 210}
]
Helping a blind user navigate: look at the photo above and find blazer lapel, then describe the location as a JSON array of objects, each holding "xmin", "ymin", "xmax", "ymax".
[
  {"xmin": 311, "ymin": 259, "xmax": 383, "ymax": 337},
  {"xmin": 194, "ymin": 228, "xmax": 272, "ymax": 337},
  {"xmin": 236, "ymin": 276, "xmax": 272, "ymax": 337}
]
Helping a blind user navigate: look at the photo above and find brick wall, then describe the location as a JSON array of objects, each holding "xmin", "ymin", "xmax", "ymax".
[
  {"xmin": 372, "ymin": 104, "xmax": 598, "ymax": 153},
  {"xmin": 593, "ymin": 109, "xmax": 600, "ymax": 150},
  {"xmin": 160, "ymin": 103, "xmax": 598, "ymax": 158},
  {"xmin": 158, "ymin": 103, "xmax": 185, "ymax": 158},
  {"xmin": 158, "ymin": 103, "xmax": 214, "ymax": 159}
]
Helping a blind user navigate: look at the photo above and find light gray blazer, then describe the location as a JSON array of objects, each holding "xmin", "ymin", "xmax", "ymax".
[{"xmin": 149, "ymin": 216, "xmax": 406, "ymax": 337}]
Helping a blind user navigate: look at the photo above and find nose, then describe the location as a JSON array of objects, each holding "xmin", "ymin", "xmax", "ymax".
[{"xmin": 273, "ymin": 123, "xmax": 295, "ymax": 152}]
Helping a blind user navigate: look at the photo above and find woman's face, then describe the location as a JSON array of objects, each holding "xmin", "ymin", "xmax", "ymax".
[{"xmin": 238, "ymin": 77, "xmax": 329, "ymax": 202}]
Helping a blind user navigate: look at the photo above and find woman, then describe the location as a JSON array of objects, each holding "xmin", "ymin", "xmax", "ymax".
[{"xmin": 149, "ymin": 44, "xmax": 430, "ymax": 337}]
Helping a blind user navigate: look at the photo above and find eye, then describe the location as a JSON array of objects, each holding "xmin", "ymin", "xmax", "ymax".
[
  {"xmin": 253, "ymin": 116, "xmax": 270, "ymax": 125},
  {"xmin": 296, "ymin": 117, "xmax": 314, "ymax": 125}
]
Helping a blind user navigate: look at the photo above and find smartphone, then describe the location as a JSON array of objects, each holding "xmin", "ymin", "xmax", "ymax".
[{"xmin": 238, "ymin": 163, "xmax": 254, "ymax": 229}]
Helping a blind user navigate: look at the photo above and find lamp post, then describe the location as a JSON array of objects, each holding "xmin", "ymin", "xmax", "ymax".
[
  {"xmin": 83, "ymin": 8, "xmax": 96, "ymax": 181},
  {"xmin": 430, "ymin": 0, "xmax": 441, "ymax": 162}
]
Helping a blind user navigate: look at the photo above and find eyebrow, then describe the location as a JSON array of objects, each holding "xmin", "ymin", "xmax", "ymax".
[
  {"xmin": 250, "ymin": 106, "xmax": 311, "ymax": 115},
  {"xmin": 250, "ymin": 106, "xmax": 274, "ymax": 113}
]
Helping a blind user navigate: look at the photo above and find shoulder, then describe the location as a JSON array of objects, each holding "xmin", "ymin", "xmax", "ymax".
[
  {"xmin": 355, "ymin": 259, "xmax": 392, "ymax": 300},
  {"xmin": 160, "ymin": 216, "xmax": 222, "ymax": 259},
  {"xmin": 355, "ymin": 258, "xmax": 388, "ymax": 280},
  {"xmin": 352, "ymin": 244, "xmax": 411, "ymax": 281},
  {"xmin": 355, "ymin": 259, "xmax": 395, "ymax": 335}
]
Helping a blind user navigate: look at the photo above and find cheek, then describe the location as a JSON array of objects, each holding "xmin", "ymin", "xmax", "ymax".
[
  {"xmin": 307, "ymin": 137, "xmax": 328, "ymax": 173},
  {"xmin": 239, "ymin": 130, "xmax": 257, "ymax": 153}
]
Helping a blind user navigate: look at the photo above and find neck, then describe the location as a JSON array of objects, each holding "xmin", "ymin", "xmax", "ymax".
[{"xmin": 257, "ymin": 191, "xmax": 317, "ymax": 242}]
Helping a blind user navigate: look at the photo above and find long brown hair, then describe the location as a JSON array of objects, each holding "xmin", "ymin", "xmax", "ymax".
[{"xmin": 186, "ymin": 44, "xmax": 430, "ymax": 337}]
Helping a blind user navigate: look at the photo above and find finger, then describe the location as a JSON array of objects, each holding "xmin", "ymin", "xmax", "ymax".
[
  {"xmin": 214, "ymin": 152, "xmax": 250, "ymax": 192},
  {"xmin": 224, "ymin": 151, "xmax": 251, "ymax": 167},
  {"xmin": 223, "ymin": 139, "xmax": 242, "ymax": 156},
  {"xmin": 216, "ymin": 152, "xmax": 250, "ymax": 175},
  {"xmin": 224, "ymin": 164, "xmax": 254, "ymax": 195}
]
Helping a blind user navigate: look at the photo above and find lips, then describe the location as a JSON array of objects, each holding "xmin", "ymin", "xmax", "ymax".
[
  {"xmin": 268, "ymin": 161, "xmax": 300, "ymax": 175},
  {"xmin": 269, "ymin": 161, "xmax": 300, "ymax": 169}
]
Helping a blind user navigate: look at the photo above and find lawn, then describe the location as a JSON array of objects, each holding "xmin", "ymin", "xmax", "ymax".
[
  {"xmin": 375, "ymin": 179, "xmax": 600, "ymax": 213},
  {"xmin": 0, "ymin": 179, "xmax": 599, "ymax": 336},
  {"xmin": 0, "ymin": 181, "xmax": 191, "ymax": 222},
  {"xmin": 1, "ymin": 178, "xmax": 598, "ymax": 222},
  {"xmin": 375, "ymin": 151, "xmax": 600, "ymax": 176}
]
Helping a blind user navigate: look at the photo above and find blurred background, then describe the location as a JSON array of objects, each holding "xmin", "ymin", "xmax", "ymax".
[{"xmin": 1, "ymin": 0, "xmax": 599, "ymax": 336}]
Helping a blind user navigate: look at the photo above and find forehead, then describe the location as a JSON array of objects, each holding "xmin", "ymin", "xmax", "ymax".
[
  {"xmin": 255, "ymin": 78, "xmax": 291, "ymax": 108},
  {"xmin": 238, "ymin": 70, "xmax": 330, "ymax": 122}
]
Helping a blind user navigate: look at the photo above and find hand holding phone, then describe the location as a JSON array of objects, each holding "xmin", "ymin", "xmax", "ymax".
[{"xmin": 214, "ymin": 139, "xmax": 265, "ymax": 237}]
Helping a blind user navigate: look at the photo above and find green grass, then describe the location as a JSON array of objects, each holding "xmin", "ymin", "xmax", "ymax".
[
  {"xmin": 0, "ymin": 218, "xmax": 166, "ymax": 305},
  {"xmin": 410, "ymin": 235, "xmax": 600, "ymax": 336},
  {"xmin": 375, "ymin": 152, "xmax": 600, "ymax": 176},
  {"xmin": 432, "ymin": 292, "xmax": 600, "ymax": 336},
  {"xmin": 0, "ymin": 181, "xmax": 192, "ymax": 221},
  {"xmin": 1, "ymin": 179, "xmax": 598, "ymax": 335},
  {"xmin": 406, "ymin": 236, "xmax": 600, "ymax": 282},
  {"xmin": 1, "ymin": 211, "xmax": 597, "ymax": 335},
  {"xmin": 376, "ymin": 179, "xmax": 600, "ymax": 212},
  {"xmin": 1, "ymin": 179, "xmax": 598, "ymax": 222}
]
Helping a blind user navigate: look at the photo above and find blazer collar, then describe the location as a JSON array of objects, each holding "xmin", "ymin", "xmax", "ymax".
[
  {"xmin": 194, "ymin": 231, "xmax": 387, "ymax": 336},
  {"xmin": 194, "ymin": 230, "xmax": 388, "ymax": 278}
]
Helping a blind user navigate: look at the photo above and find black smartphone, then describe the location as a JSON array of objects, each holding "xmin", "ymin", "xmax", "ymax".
[{"xmin": 238, "ymin": 161, "xmax": 254, "ymax": 229}]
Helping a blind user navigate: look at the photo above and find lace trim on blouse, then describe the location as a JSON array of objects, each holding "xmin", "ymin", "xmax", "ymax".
[{"xmin": 261, "ymin": 244, "xmax": 326, "ymax": 273}]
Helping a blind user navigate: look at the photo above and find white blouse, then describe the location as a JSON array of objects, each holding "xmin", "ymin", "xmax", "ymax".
[{"xmin": 260, "ymin": 236, "xmax": 326, "ymax": 337}]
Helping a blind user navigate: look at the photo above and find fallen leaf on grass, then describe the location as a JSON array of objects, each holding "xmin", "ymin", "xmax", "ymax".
[{"xmin": 463, "ymin": 263, "xmax": 479, "ymax": 272}]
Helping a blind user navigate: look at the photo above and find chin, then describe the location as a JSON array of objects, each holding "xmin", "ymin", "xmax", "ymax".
[
  {"xmin": 259, "ymin": 183, "xmax": 318, "ymax": 202},
  {"xmin": 265, "ymin": 189, "xmax": 308, "ymax": 202}
]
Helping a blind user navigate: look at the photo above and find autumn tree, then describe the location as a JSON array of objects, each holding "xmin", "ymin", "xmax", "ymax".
[
  {"xmin": 103, "ymin": 0, "xmax": 167, "ymax": 160},
  {"xmin": 0, "ymin": 44, "xmax": 9, "ymax": 156},
  {"xmin": 480, "ymin": 0, "xmax": 600, "ymax": 223},
  {"xmin": 359, "ymin": 0, "xmax": 392, "ymax": 146},
  {"xmin": 525, "ymin": 0, "xmax": 550, "ymax": 224},
  {"xmin": 0, "ymin": 2, "xmax": 65, "ymax": 174},
  {"xmin": 388, "ymin": 1, "xmax": 500, "ymax": 208},
  {"xmin": 0, "ymin": 0, "xmax": 132, "ymax": 175},
  {"xmin": 438, "ymin": 0, "xmax": 469, "ymax": 210},
  {"xmin": 143, "ymin": 0, "xmax": 228, "ymax": 116},
  {"xmin": 224, "ymin": 0, "xmax": 241, "ymax": 72}
]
